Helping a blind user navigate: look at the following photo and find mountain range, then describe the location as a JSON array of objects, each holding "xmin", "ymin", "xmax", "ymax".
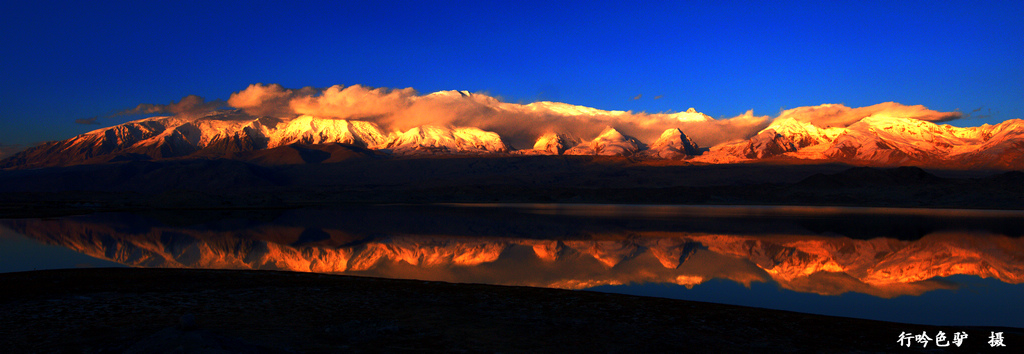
[
  {"xmin": 704, "ymin": 116, "xmax": 1024, "ymax": 169},
  {"xmin": 4, "ymin": 96, "xmax": 1022, "ymax": 169}
]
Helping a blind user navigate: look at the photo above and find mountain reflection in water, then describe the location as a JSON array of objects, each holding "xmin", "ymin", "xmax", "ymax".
[{"xmin": 4, "ymin": 204, "xmax": 1023, "ymax": 301}]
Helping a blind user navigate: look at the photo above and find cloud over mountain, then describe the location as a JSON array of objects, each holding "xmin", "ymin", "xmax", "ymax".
[
  {"xmin": 227, "ymin": 84, "xmax": 319, "ymax": 117},
  {"xmin": 774, "ymin": 102, "xmax": 962, "ymax": 129},
  {"xmin": 218, "ymin": 83, "xmax": 771, "ymax": 148},
  {"xmin": 120, "ymin": 95, "xmax": 224, "ymax": 117},
  {"xmin": 290, "ymin": 85, "xmax": 418, "ymax": 121}
]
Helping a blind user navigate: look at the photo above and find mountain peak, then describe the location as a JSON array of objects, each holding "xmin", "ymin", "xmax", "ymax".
[
  {"xmin": 647, "ymin": 128, "xmax": 700, "ymax": 158},
  {"xmin": 597, "ymin": 127, "xmax": 625, "ymax": 140},
  {"xmin": 659, "ymin": 127, "xmax": 684, "ymax": 138},
  {"xmin": 426, "ymin": 90, "xmax": 473, "ymax": 99},
  {"xmin": 530, "ymin": 133, "xmax": 581, "ymax": 155},
  {"xmin": 385, "ymin": 125, "xmax": 508, "ymax": 154},
  {"xmin": 564, "ymin": 127, "xmax": 644, "ymax": 156},
  {"xmin": 272, "ymin": 115, "xmax": 389, "ymax": 148},
  {"xmin": 667, "ymin": 108, "xmax": 713, "ymax": 122}
]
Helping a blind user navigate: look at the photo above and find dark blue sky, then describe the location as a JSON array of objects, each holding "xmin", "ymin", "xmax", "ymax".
[{"xmin": 1, "ymin": 1, "xmax": 1022, "ymax": 147}]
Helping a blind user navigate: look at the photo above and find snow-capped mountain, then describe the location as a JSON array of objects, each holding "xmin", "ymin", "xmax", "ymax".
[
  {"xmin": 517, "ymin": 129, "xmax": 696, "ymax": 158},
  {"xmin": 664, "ymin": 107, "xmax": 715, "ymax": 123},
  {"xmin": 1, "ymin": 111, "xmax": 273, "ymax": 168},
  {"xmin": 644, "ymin": 128, "xmax": 700, "ymax": 159},
  {"xmin": 564, "ymin": 127, "xmax": 645, "ymax": 156},
  {"xmin": 3, "ymin": 97, "xmax": 1024, "ymax": 169},
  {"xmin": 1, "ymin": 111, "xmax": 510, "ymax": 168},
  {"xmin": 739, "ymin": 118, "xmax": 843, "ymax": 159},
  {"xmin": 525, "ymin": 133, "xmax": 582, "ymax": 155},
  {"xmin": 271, "ymin": 115, "xmax": 390, "ymax": 148},
  {"xmin": 709, "ymin": 115, "xmax": 1024, "ymax": 168},
  {"xmin": 384, "ymin": 125, "xmax": 509, "ymax": 154},
  {"xmin": 822, "ymin": 117, "xmax": 1024, "ymax": 167}
]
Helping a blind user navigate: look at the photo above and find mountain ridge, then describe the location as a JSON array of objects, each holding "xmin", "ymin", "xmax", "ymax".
[
  {"xmin": 697, "ymin": 116, "xmax": 1024, "ymax": 169},
  {"xmin": 3, "ymin": 102, "xmax": 1023, "ymax": 169}
]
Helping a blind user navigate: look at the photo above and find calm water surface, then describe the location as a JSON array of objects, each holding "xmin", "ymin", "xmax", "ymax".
[{"xmin": 2, "ymin": 204, "xmax": 1023, "ymax": 327}]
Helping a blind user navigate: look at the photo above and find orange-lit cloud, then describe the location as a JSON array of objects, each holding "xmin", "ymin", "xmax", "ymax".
[
  {"xmin": 675, "ymin": 110, "xmax": 769, "ymax": 148},
  {"xmin": 224, "ymin": 84, "xmax": 771, "ymax": 148},
  {"xmin": 227, "ymin": 83, "xmax": 319, "ymax": 117},
  {"xmin": 290, "ymin": 85, "xmax": 418, "ymax": 120},
  {"xmin": 776, "ymin": 102, "xmax": 962, "ymax": 128},
  {"xmin": 119, "ymin": 95, "xmax": 224, "ymax": 116},
  {"xmin": 219, "ymin": 84, "xmax": 772, "ymax": 148}
]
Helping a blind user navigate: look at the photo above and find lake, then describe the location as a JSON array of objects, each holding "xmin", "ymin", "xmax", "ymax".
[{"xmin": 2, "ymin": 204, "xmax": 1023, "ymax": 328}]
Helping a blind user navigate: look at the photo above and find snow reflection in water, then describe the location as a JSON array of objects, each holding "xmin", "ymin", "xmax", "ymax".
[{"xmin": 3, "ymin": 204, "xmax": 1024, "ymax": 326}]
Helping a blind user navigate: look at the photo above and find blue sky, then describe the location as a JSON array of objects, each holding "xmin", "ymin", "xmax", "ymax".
[{"xmin": 1, "ymin": 1, "xmax": 1022, "ymax": 148}]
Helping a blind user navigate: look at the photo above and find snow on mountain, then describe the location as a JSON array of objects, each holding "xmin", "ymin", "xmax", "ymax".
[
  {"xmin": 959, "ymin": 120, "xmax": 1024, "ymax": 169},
  {"xmin": 664, "ymin": 108, "xmax": 715, "ymax": 123},
  {"xmin": 519, "ymin": 128, "xmax": 699, "ymax": 158},
  {"xmin": 687, "ymin": 140, "xmax": 750, "ymax": 164},
  {"xmin": 644, "ymin": 128, "xmax": 700, "ymax": 159},
  {"xmin": 821, "ymin": 116, "xmax": 1022, "ymax": 166},
  {"xmin": 518, "ymin": 133, "xmax": 582, "ymax": 155},
  {"xmin": 4, "ymin": 98, "xmax": 1024, "ymax": 169},
  {"xmin": 564, "ymin": 127, "xmax": 645, "ymax": 156},
  {"xmin": 0, "ymin": 115, "xmax": 207, "ymax": 168},
  {"xmin": 739, "ymin": 118, "xmax": 842, "ymax": 159},
  {"xmin": 425, "ymin": 89, "xmax": 473, "ymax": 98},
  {"xmin": 767, "ymin": 118, "xmax": 844, "ymax": 148},
  {"xmin": 270, "ymin": 115, "xmax": 389, "ymax": 148},
  {"xmin": 0, "ymin": 110, "xmax": 515, "ymax": 167},
  {"xmin": 1, "ymin": 111, "xmax": 288, "ymax": 168},
  {"xmin": 384, "ymin": 125, "xmax": 509, "ymax": 154},
  {"xmin": 707, "ymin": 114, "xmax": 1024, "ymax": 168}
]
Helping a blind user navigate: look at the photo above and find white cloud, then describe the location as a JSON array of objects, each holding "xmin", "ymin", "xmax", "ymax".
[{"xmin": 775, "ymin": 102, "xmax": 962, "ymax": 128}]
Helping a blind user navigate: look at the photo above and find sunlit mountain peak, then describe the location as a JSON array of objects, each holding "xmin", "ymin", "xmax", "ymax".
[
  {"xmin": 564, "ymin": 127, "xmax": 644, "ymax": 157},
  {"xmin": 386, "ymin": 125, "xmax": 508, "ymax": 154},
  {"xmin": 665, "ymin": 107, "xmax": 714, "ymax": 122},
  {"xmin": 647, "ymin": 128, "xmax": 700, "ymax": 158},
  {"xmin": 530, "ymin": 132, "xmax": 581, "ymax": 155}
]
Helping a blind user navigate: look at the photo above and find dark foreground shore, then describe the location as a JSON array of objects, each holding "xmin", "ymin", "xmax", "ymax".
[
  {"xmin": 2, "ymin": 158, "xmax": 1023, "ymax": 219},
  {"xmin": 1, "ymin": 268, "xmax": 1020, "ymax": 353}
]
